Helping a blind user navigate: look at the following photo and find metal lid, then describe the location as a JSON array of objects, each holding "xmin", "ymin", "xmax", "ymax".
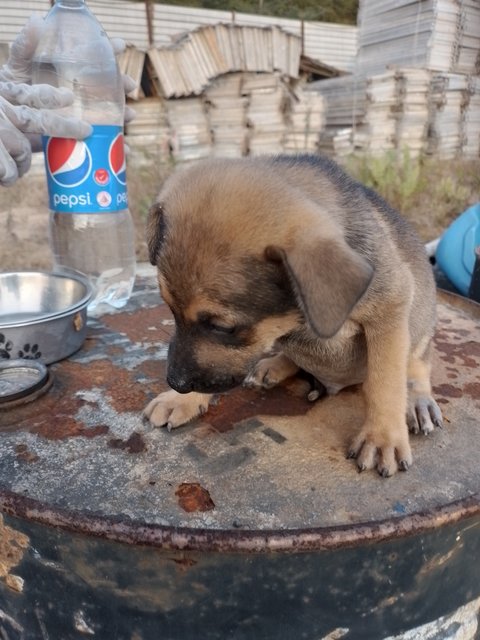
[{"xmin": 0, "ymin": 359, "xmax": 49, "ymax": 405}]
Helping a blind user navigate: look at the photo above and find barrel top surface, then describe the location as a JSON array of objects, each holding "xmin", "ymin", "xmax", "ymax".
[{"xmin": 0, "ymin": 265, "xmax": 479, "ymax": 551}]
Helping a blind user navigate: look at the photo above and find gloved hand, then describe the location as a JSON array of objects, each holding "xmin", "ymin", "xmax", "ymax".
[
  {"xmin": 0, "ymin": 15, "xmax": 92, "ymax": 185},
  {"xmin": 0, "ymin": 15, "xmax": 137, "ymax": 186},
  {"xmin": 0, "ymin": 90, "xmax": 93, "ymax": 185}
]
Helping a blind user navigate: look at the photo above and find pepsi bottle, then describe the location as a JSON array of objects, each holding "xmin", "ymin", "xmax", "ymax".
[{"xmin": 32, "ymin": 0, "xmax": 136, "ymax": 314}]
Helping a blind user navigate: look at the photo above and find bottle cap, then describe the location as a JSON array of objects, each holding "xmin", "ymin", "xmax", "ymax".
[{"xmin": 0, "ymin": 359, "xmax": 50, "ymax": 407}]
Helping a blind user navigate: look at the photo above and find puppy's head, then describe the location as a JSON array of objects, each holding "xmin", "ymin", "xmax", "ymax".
[{"xmin": 147, "ymin": 158, "xmax": 373, "ymax": 394}]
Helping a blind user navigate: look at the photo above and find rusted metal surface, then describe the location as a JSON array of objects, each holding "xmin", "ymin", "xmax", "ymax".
[
  {"xmin": 1, "ymin": 509, "xmax": 479, "ymax": 639},
  {"xmin": 0, "ymin": 269, "xmax": 480, "ymax": 639},
  {"xmin": 0, "ymin": 268, "xmax": 479, "ymax": 555}
]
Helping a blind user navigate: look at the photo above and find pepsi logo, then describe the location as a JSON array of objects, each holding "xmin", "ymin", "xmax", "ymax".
[
  {"xmin": 109, "ymin": 133, "xmax": 126, "ymax": 185},
  {"xmin": 46, "ymin": 138, "xmax": 92, "ymax": 187}
]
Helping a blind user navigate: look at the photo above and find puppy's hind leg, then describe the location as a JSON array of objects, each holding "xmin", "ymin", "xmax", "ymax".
[
  {"xmin": 407, "ymin": 340, "xmax": 443, "ymax": 435},
  {"xmin": 143, "ymin": 390, "xmax": 213, "ymax": 431}
]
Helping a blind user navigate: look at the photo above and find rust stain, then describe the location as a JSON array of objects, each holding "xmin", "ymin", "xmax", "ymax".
[
  {"xmin": 172, "ymin": 556, "xmax": 198, "ymax": 570},
  {"xmin": 206, "ymin": 382, "xmax": 311, "ymax": 433},
  {"xmin": 434, "ymin": 333, "xmax": 480, "ymax": 368},
  {"xmin": 175, "ymin": 483, "xmax": 215, "ymax": 513},
  {"xmin": 15, "ymin": 444, "xmax": 39, "ymax": 463},
  {"xmin": 464, "ymin": 382, "xmax": 480, "ymax": 399},
  {"xmin": 136, "ymin": 359, "xmax": 167, "ymax": 384},
  {"xmin": 108, "ymin": 432, "xmax": 147, "ymax": 454},
  {"xmin": 432, "ymin": 384, "xmax": 463, "ymax": 399},
  {"xmin": 0, "ymin": 358, "xmax": 146, "ymax": 439},
  {"xmin": 33, "ymin": 419, "xmax": 109, "ymax": 441},
  {"xmin": 103, "ymin": 306, "xmax": 174, "ymax": 344},
  {"xmin": 61, "ymin": 361, "xmax": 148, "ymax": 415},
  {"xmin": 0, "ymin": 514, "xmax": 29, "ymax": 592}
]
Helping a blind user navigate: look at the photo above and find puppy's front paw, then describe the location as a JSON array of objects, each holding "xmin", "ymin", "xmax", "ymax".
[
  {"xmin": 407, "ymin": 393, "xmax": 443, "ymax": 435},
  {"xmin": 347, "ymin": 423, "xmax": 413, "ymax": 477},
  {"xmin": 143, "ymin": 390, "xmax": 213, "ymax": 431},
  {"xmin": 244, "ymin": 353, "xmax": 299, "ymax": 390}
]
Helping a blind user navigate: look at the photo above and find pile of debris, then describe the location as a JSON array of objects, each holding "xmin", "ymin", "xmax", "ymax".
[{"xmin": 121, "ymin": 24, "xmax": 325, "ymax": 163}]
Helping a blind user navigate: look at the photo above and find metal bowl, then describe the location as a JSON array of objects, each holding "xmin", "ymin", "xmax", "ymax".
[{"xmin": 0, "ymin": 272, "xmax": 93, "ymax": 365}]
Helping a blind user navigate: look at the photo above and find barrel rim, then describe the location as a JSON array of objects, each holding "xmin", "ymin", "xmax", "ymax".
[{"xmin": 1, "ymin": 490, "xmax": 478, "ymax": 552}]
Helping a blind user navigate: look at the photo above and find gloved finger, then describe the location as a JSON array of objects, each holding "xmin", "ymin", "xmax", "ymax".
[
  {"xmin": 123, "ymin": 74, "xmax": 137, "ymax": 96},
  {"xmin": 0, "ymin": 121, "xmax": 31, "ymax": 185},
  {"xmin": 0, "ymin": 81, "xmax": 74, "ymax": 110},
  {"xmin": 0, "ymin": 138, "xmax": 19, "ymax": 185},
  {"xmin": 0, "ymin": 15, "xmax": 45, "ymax": 84},
  {"xmin": 111, "ymin": 38, "xmax": 127, "ymax": 56},
  {"xmin": 124, "ymin": 105, "xmax": 136, "ymax": 124},
  {"xmin": 3, "ymin": 100, "xmax": 92, "ymax": 139},
  {"xmin": 25, "ymin": 132, "xmax": 43, "ymax": 153}
]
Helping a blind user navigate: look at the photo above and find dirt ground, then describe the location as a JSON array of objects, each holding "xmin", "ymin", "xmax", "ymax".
[
  {"xmin": 1, "ymin": 153, "xmax": 479, "ymax": 273},
  {"xmin": 0, "ymin": 157, "xmax": 151, "ymax": 272}
]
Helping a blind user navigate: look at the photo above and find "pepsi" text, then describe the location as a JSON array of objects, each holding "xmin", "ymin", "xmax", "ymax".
[{"xmin": 53, "ymin": 193, "xmax": 93, "ymax": 208}]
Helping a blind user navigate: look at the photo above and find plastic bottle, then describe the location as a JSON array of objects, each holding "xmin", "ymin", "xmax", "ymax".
[{"xmin": 32, "ymin": 0, "xmax": 136, "ymax": 314}]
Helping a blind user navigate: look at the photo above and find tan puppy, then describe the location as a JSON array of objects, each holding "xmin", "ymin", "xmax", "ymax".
[{"xmin": 144, "ymin": 154, "xmax": 443, "ymax": 477}]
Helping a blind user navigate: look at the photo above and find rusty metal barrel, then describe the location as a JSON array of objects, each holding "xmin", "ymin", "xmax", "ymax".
[{"xmin": 0, "ymin": 266, "xmax": 479, "ymax": 640}]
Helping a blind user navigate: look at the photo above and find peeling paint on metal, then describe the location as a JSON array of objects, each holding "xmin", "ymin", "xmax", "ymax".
[
  {"xmin": 0, "ymin": 514, "xmax": 29, "ymax": 592},
  {"xmin": 321, "ymin": 629, "xmax": 349, "ymax": 639},
  {"xmin": 384, "ymin": 596, "xmax": 480, "ymax": 639},
  {"xmin": 74, "ymin": 610, "xmax": 95, "ymax": 635}
]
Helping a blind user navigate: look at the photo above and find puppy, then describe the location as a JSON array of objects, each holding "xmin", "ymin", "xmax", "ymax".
[{"xmin": 144, "ymin": 154, "xmax": 443, "ymax": 477}]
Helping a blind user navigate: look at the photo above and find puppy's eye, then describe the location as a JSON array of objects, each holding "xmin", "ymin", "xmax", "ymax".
[
  {"xmin": 209, "ymin": 321, "xmax": 236, "ymax": 335},
  {"xmin": 197, "ymin": 313, "xmax": 237, "ymax": 335}
]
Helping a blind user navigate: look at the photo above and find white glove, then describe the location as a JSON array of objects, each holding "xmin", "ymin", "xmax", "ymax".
[
  {"xmin": 0, "ymin": 15, "xmax": 92, "ymax": 185},
  {"xmin": 0, "ymin": 16, "xmax": 137, "ymax": 186}
]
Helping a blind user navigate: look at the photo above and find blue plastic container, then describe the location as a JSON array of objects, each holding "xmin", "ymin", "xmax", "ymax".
[{"xmin": 436, "ymin": 203, "xmax": 480, "ymax": 296}]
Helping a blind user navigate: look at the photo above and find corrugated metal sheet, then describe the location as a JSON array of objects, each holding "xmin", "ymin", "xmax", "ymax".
[
  {"xmin": 1, "ymin": 1, "xmax": 50, "ymax": 43},
  {"xmin": 0, "ymin": 0, "xmax": 357, "ymax": 72}
]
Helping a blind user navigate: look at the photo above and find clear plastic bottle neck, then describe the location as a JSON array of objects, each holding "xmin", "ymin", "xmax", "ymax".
[{"xmin": 53, "ymin": 0, "xmax": 86, "ymax": 7}]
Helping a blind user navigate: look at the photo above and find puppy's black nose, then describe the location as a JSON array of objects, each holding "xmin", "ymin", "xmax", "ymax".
[{"xmin": 167, "ymin": 374, "xmax": 194, "ymax": 394}]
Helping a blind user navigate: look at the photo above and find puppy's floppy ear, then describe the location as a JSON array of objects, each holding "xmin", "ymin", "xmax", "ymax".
[
  {"xmin": 146, "ymin": 202, "xmax": 166, "ymax": 266},
  {"xmin": 266, "ymin": 237, "xmax": 374, "ymax": 338}
]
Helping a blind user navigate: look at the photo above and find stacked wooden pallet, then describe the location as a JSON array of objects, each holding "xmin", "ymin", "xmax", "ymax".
[
  {"xmin": 242, "ymin": 73, "xmax": 288, "ymax": 155},
  {"xmin": 284, "ymin": 88, "xmax": 325, "ymax": 153},
  {"xmin": 463, "ymin": 77, "xmax": 480, "ymax": 158},
  {"xmin": 356, "ymin": 0, "xmax": 480, "ymax": 76},
  {"xmin": 357, "ymin": 68, "xmax": 431, "ymax": 156},
  {"xmin": 395, "ymin": 69, "xmax": 431, "ymax": 154},
  {"xmin": 428, "ymin": 73, "xmax": 480, "ymax": 158},
  {"xmin": 124, "ymin": 97, "xmax": 170, "ymax": 164},
  {"xmin": 362, "ymin": 71, "xmax": 398, "ymax": 153},
  {"xmin": 117, "ymin": 45, "xmax": 146, "ymax": 101},
  {"xmin": 165, "ymin": 98, "xmax": 212, "ymax": 163},
  {"xmin": 148, "ymin": 24, "xmax": 301, "ymax": 99},
  {"xmin": 455, "ymin": 1, "xmax": 480, "ymax": 75},
  {"xmin": 204, "ymin": 73, "xmax": 248, "ymax": 157},
  {"xmin": 125, "ymin": 72, "xmax": 326, "ymax": 164},
  {"xmin": 310, "ymin": 75, "xmax": 367, "ymax": 154}
]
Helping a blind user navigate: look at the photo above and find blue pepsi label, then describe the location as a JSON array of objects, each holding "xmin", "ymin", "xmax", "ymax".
[{"xmin": 42, "ymin": 124, "xmax": 128, "ymax": 213}]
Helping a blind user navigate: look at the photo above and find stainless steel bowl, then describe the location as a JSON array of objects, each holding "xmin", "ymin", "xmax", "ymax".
[{"xmin": 0, "ymin": 272, "xmax": 93, "ymax": 365}]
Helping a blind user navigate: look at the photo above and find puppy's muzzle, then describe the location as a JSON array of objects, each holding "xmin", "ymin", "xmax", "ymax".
[
  {"xmin": 167, "ymin": 337, "xmax": 243, "ymax": 394},
  {"xmin": 167, "ymin": 370, "xmax": 241, "ymax": 394}
]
